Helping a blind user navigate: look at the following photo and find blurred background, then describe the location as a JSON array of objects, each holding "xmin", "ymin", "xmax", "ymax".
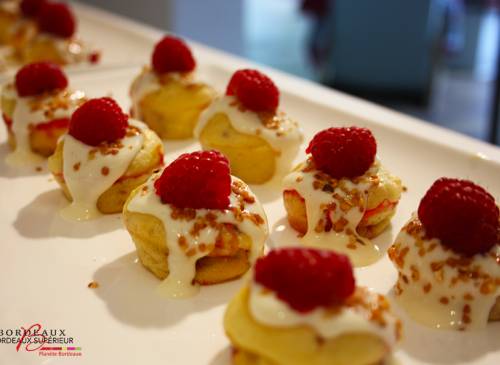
[{"xmin": 81, "ymin": 0, "xmax": 500, "ymax": 145}]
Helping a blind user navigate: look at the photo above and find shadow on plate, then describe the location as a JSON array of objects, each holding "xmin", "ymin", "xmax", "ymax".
[
  {"xmin": 248, "ymin": 181, "xmax": 282, "ymax": 204},
  {"xmin": 270, "ymin": 216, "xmax": 395, "ymax": 253},
  {"xmin": 388, "ymin": 288, "xmax": 500, "ymax": 363},
  {"xmin": 208, "ymin": 346, "xmax": 232, "ymax": 365},
  {"xmin": 269, "ymin": 216, "xmax": 301, "ymax": 249},
  {"xmin": 92, "ymin": 252, "xmax": 242, "ymax": 328},
  {"xmin": 14, "ymin": 189, "xmax": 122, "ymax": 239},
  {"xmin": 0, "ymin": 142, "xmax": 47, "ymax": 178}
]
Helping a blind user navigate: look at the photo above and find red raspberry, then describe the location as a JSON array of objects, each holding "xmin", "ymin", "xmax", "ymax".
[
  {"xmin": 154, "ymin": 150, "xmax": 231, "ymax": 210},
  {"xmin": 38, "ymin": 2, "xmax": 76, "ymax": 38},
  {"xmin": 68, "ymin": 97, "xmax": 128, "ymax": 146},
  {"xmin": 306, "ymin": 127, "xmax": 376, "ymax": 179},
  {"xmin": 151, "ymin": 35, "xmax": 196, "ymax": 74},
  {"xmin": 15, "ymin": 62, "xmax": 68, "ymax": 97},
  {"xmin": 418, "ymin": 178, "xmax": 499, "ymax": 256},
  {"xmin": 20, "ymin": 0, "xmax": 47, "ymax": 17},
  {"xmin": 254, "ymin": 248, "xmax": 355, "ymax": 313},
  {"xmin": 226, "ymin": 69, "xmax": 279, "ymax": 112}
]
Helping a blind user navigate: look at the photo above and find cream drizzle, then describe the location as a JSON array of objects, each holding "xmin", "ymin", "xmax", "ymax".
[
  {"xmin": 194, "ymin": 95, "xmax": 303, "ymax": 184},
  {"xmin": 5, "ymin": 88, "xmax": 85, "ymax": 167},
  {"xmin": 390, "ymin": 215, "xmax": 500, "ymax": 330},
  {"xmin": 60, "ymin": 119, "xmax": 145, "ymax": 221},
  {"xmin": 283, "ymin": 161, "xmax": 388, "ymax": 266},
  {"xmin": 249, "ymin": 282, "xmax": 400, "ymax": 347},
  {"xmin": 126, "ymin": 175, "xmax": 269, "ymax": 298}
]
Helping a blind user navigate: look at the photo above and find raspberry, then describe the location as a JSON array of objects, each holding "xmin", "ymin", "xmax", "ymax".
[
  {"xmin": 226, "ymin": 69, "xmax": 279, "ymax": 112},
  {"xmin": 151, "ymin": 35, "xmax": 196, "ymax": 74},
  {"xmin": 38, "ymin": 2, "xmax": 76, "ymax": 38},
  {"xmin": 254, "ymin": 248, "xmax": 355, "ymax": 313},
  {"xmin": 20, "ymin": 0, "xmax": 47, "ymax": 17},
  {"xmin": 15, "ymin": 62, "xmax": 68, "ymax": 97},
  {"xmin": 154, "ymin": 150, "xmax": 231, "ymax": 210},
  {"xmin": 68, "ymin": 97, "xmax": 128, "ymax": 146},
  {"xmin": 418, "ymin": 178, "xmax": 499, "ymax": 256},
  {"xmin": 306, "ymin": 127, "xmax": 376, "ymax": 179}
]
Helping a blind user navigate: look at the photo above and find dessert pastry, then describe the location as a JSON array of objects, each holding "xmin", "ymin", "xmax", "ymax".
[
  {"xmin": 224, "ymin": 247, "xmax": 402, "ymax": 365},
  {"xmin": 15, "ymin": 1, "xmax": 99, "ymax": 66},
  {"xmin": 0, "ymin": 0, "xmax": 38, "ymax": 47},
  {"xmin": 388, "ymin": 178, "xmax": 500, "ymax": 330},
  {"xmin": 123, "ymin": 150, "xmax": 268, "ymax": 298},
  {"xmin": 48, "ymin": 97, "xmax": 163, "ymax": 220},
  {"xmin": 0, "ymin": 0, "xmax": 18, "ymax": 45},
  {"xmin": 283, "ymin": 127, "xmax": 402, "ymax": 266},
  {"xmin": 130, "ymin": 35, "xmax": 215, "ymax": 140},
  {"xmin": 2, "ymin": 61, "xmax": 86, "ymax": 166},
  {"xmin": 195, "ymin": 69, "xmax": 303, "ymax": 184}
]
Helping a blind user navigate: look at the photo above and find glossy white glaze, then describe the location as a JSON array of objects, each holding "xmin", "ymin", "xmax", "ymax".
[
  {"xmin": 5, "ymin": 88, "xmax": 85, "ymax": 166},
  {"xmin": 60, "ymin": 119, "xmax": 145, "ymax": 221},
  {"xmin": 283, "ymin": 162, "xmax": 395, "ymax": 266},
  {"xmin": 126, "ymin": 175, "xmax": 268, "ymax": 298},
  {"xmin": 249, "ymin": 282, "xmax": 400, "ymax": 347},
  {"xmin": 391, "ymin": 215, "xmax": 500, "ymax": 330}
]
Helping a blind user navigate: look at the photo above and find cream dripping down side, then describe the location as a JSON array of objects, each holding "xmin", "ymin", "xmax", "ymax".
[
  {"xmin": 5, "ymin": 86, "xmax": 85, "ymax": 166},
  {"xmin": 283, "ymin": 160, "xmax": 401, "ymax": 266},
  {"xmin": 194, "ymin": 95, "xmax": 304, "ymax": 184},
  {"xmin": 389, "ymin": 215, "xmax": 500, "ymax": 330},
  {"xmin": 126, "ymin": 175, "xmax": 269, "ymax": 298},
  {"xmin": 60, "ymin": 119, "xmax": 145, "ymax": 221}
]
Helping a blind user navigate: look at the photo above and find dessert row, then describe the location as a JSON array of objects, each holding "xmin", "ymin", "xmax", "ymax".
[
  {"xmin": 0, "ymin": 0, "xmax": 98, "ymax": 71},
  {"xmin": 1, "ymin": 33, "xmax": 499, "ymax": 365}
]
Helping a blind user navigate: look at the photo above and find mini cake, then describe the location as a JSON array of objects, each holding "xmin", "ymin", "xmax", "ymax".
[
  {"xmin": 283, "ymin": 127, "xmax": 402, "ymax": 266},
  {"xmin": 0, "ymin": 0, "xmax": 38, "ymax": 47},
  {"xmin": 48, "ymin": 97, "xmax": 163, "ymax": 220},
  {"xmin": 224, "ymin": 248, "xmax": 402, "ymax": 365},
  {"xmin": 8, "ymin": 1, "xmax": 100, "ymax": 67},
  {"xmin": 0, "ymin": 1, "xmax": 18, "ymax": 45},
  {"xmin": 2, "ymin": 61, "xmax": 86, "ymax": 166},
  {"xmin": 130, "ymin": 35, "xmax": 215, "ymax": 140},
  {"xmin": 195, "ymin": 69, "xmax": 303, "ymax": 185},
  {"xmin": 388, "ymin": 178, "xmax": 500, "ymax": 330},
  {"xmin": 123, "ymin": 150, "xmax": 268, "ymax": 298}
]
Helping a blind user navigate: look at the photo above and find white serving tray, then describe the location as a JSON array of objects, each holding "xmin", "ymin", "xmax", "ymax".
[{"xmin": 0, "ymin": 3, "xmax": 499, "ymax": 365}]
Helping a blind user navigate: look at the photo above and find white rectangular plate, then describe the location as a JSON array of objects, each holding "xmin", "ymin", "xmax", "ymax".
[{"xmin": 0, "ymin": 4, "xmax": 499, "ymax": 365}]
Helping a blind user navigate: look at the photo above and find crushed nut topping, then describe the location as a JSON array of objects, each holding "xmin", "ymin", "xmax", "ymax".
[
  {"xmin": 87, "ymin": 281, "xmax": 99, "ymax": 289},
  {"xmin": 389, "ymin": 216, "xmax": 500, "ymax": 328},
  {"xmin": 165, "ymin": 179, "xmax": 264, "ymax": 259},
  {"xmin": 28, "ymin": 90, "xmax": 87, "ymax": 120}
]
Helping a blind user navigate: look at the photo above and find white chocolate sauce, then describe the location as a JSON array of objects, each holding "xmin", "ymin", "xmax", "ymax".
[
  {"xmin": 126, "ymin": 175, "xmax": 269, "ymax": 298},
  {"xmin": 60, "ymin": 119, "xmax": 145, "ymax": 221},
  {"xmin": 283, "ymin": 161, "xmax": 389, "ymax": 266},
  {"xmin": 389, "ymin": 215, "xmax": 500, "ymax": 330},
  {"xmin": 194, "ymin": 95, "xmax": 303, "ymax": 184},
  {"xmin": 249, "ymin": 282, "xmax": 401, "ymax": 348},
  {"xmin": 4, "ymin": 87, "xmax": 85, "ymax": 167}
]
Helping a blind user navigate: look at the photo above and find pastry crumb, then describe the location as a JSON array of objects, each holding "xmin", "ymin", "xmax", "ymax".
[{"xmin": 87, "ymin": 281, "xmax": 99, "ymax": 289}]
